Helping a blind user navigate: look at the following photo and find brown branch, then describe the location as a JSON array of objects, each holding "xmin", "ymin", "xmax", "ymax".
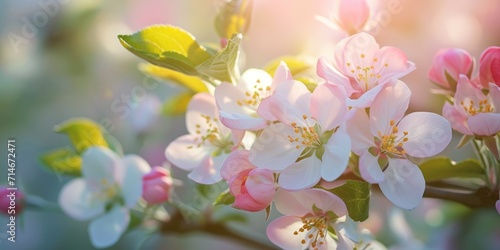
[{"xmin": 423, "ymin": 186, "xmax": 498, "ymax": 208}]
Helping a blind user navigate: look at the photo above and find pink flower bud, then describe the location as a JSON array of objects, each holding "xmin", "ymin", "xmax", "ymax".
[
  {"xmin": 428, "ymin": 48, "xmax": 474, "ymax": 92},
  {"xmin": 336, "ymin": 0, "xmax": 370, "ymax": 35},
  {"xmin": 229, "ymin": 168, "xmax": 275, "ymax": 212},
  {"xmin": 142, "ymin": 167, "xmax": 173, "ymax": 205},
  {"xmin": 479, "ymin": 46, "xmax": 500, "ymax": 88},
  {"xmin": 0, "ymin": 186, "xmax": 24, "ymax": 215}
]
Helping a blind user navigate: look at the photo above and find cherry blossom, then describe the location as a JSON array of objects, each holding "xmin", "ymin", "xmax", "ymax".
[
  {"xmin": 347, "ymin": 81, "xmax": 452, "ymax": 209},
  {"xmin": 443, "ymin": 75, "xmax": 500, "ymax": 136},
  {"xmin": 318, "ymin": 32, "xmax": 415, "ymax": 107},
  {"xmin": 428, "ymin": 48, "xmax": 474, "ymax": 92},
  {"xmin": 220, "ymin": 150, "xmax": 275, "ymax": 212},
  {"xmin": 266, "ymin": 188, "xmax": 358, "ymax": 250},
  {"xmin": 165, "ymin": 93, "xmax": 240, "ymax": 184},
  {"xmin": 58, "ymin": 146, "xmax": 150, "ymax": 248},
  {"xmin": 249, "ymin": 80, "xmax": 350, "ymax": 190}
]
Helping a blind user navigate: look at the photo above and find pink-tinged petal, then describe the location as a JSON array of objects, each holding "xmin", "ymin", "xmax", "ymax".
[
  {"xmin": 120, "ymin": 155, "xmax": 150, "ymax": 208},
  {"xmin": 375, "ymin": 47, "xmax": 416, "ymax": 83},
  {"xmin": 256, "ymin": 96, "xmax": 278, "ymax": 121},
  {"xmin": 88, "ymin": 205, "xmax": 129, "ymax": 249},
  {"xmin": 233, "ymin": 193, "xmax": 268, "ymax": 212},
  {"xmin": 237, "ymin": 68, "xmax": 273, "ymax": 93},
  {"xmin": 321, "ymin": 128, "xmax": 351, "ymax": 181},
  {"xmin": 215, "ymin": 82, "xmax": 253, "ymax": 115},
  {"xmin": 317, "ymin": 57, "xmax": 354, "ymax": 96},
  {"xmin": 188, "ymin": 153, "xmax": 228, "ymax": 184},
  {"xmin": 220, "ymin": 150, "xmax": 255, "ymax": 181},
  {"xmin": 249, "ymin": 124, "xmax": 302, "ymax": 170},
  {"xmin": 81, "ymin": 147, "xmax": 120, "ymax": 189},
  {"xmin": 165, "ymin": 134, "xmax": 211, "ymax": 171},
  {"xmin": 279, "ymin": 157, "xmax": 322, "ymax": 190},
  {"xmin": 336, "ymin": 0, "xmax": 369, "ymax": 34},
  {"xmin": 219, "ymin": 110, "xmax": 267, "ymax": 130},
  {"xmin": 468, "ymin": 113, "xmax": 500, "ymax": 136},
  {"xmin": 311, "ymin": 84, "xmax": 348, "ymax": 131},
  {"xmin": 58, "ymin": 178, "xmax": 105, "ymax": 221},
  {"xmin": 398, "ymin": 112, "xmax": 452, "ymax": 158},
  {"xmin": 186, "ymin": 93, "xmax": 220, "ymax": 135},
  {"xmin": 347, "ymin": 108, "xmax": 375, "ymax": 154},
  {"xmin": 454, "ymin": 75, "xmax": 486, "ymax": 110},
  {"xmin": 269, "ymin": 80, "xmax": 312, "ymax": 126},
  {"xmin": 267, "ymin": 216, "xmax": 309, "ymax": 250},
  {"xmin": 489, "ymin": 83, "xmax": 500, "ymax": 109},
  {"xmin": 479, "ymin": 46, "xmax": 500, "ymax": 88},
  {"xmin": 271, "ymin": 61, "xmax": 293, "ymax": 91},
  {"xmin": 442, "ymin": 102, "xmax": 472, "ymax": 135},
  {"xmin": 346, "ymin": 81, "xmax": 388, "ymax": 108},
  {"xmin": 334, "ymin": 33, "xmax": 379, "ymax": 76},
  {"xmin": 379, "ymin": 159, "xmax": 425, "ymax": 209},
  {"xmin": 359, "ymin": 152, "xmax": 384, "ymax": 183},
  {"xmin": 370, "ymin": 81, "xmax": 411, "ymax": 136},
  {"xmin": 274, "ymin": 188, "xmax": 348, "ymax": 217},
  {"xmin": 246, "ymin": 168, "xmax": 276, "ymax": 204}
]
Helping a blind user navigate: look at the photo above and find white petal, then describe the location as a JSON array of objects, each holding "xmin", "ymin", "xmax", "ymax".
[
  {"xmin": 249, "ymin": 124, "xmax": 302, "ymax": 170},
  {"xmin": 274, "ymin": 188, "xmax": 347, "ymax": 217},
  {"xmin": 311, "ymin": 84, "xmax": 348, "ymax": 131},
  {"xmin": 120, "ymin": 155, "xmax": 150, "ymax": 208},
  {"xmin": 215, "ymin": 82, "xmax": 254, "ymax": 115},
  {"xmin": 468, "ymin": 113, "xmax": 500, "ymax": 136},
  {"xmin": 88, "ymin": 205, "xmax": 130, "ymax": 249},
  {"xmin": 267, "ymin": 216, "xmax": 308, "ymax": 250},
  {"xmin": 346, "ymin": 82, "xmax": 386, "ymax": 108},
  {"xmin": 334, "ymin": 217, "xmax": 359, "ymax": 250},
  {"xmin": 165, "ymin": 134, "xmax": 211, "ymax": 171},
  {"xmin": 379, "ymin": 159, "xmax": 425, "ymax": 209},
  {"xmin": 186, "ymin": 93, "xmax": 220, "ymax": 135},
  {"xmin": 58, "ymin": 178, "xmax": 105, "ymax": 221},
  {"xmin": 219, "ymin": 110, "xmax": 267, "ymax": 130},
  {"xmin": 321, "ymin": 128, "xmax": 351, "ymax": 181},
  {"xmin": 398, "ymin": 112, "xmax": 452, "ymax": 158},
  {"xmin": 317, "ymin": 57, "xmax": 353, "ymax": 96},
  {"xmin": 188, "ymin": 152, "xmax": 228, "ymax": 184},
  {"xmin": 238, "ymin": 68, "xmax": 273, "ymax": 92},
  {"xmin": 279, "ymin": 157, "xmax": 322, "ymax": 190},
  {"xmin": 359, "ymin": 152, "xmax": 385, "ymax": 183},
  {"xmin": 81, "ymin": 146, "xmax": 120, "ymax": 188},
  {"xmin": 347, "ymin": 108, "xmax": 376, "ymax": 154},
  {"xmin": 269, "ymin": 80, "xmax": 312, "ymax": 126},
  {"xmin": 370, "ymin": 81, "xmax": 411, "ymax": 136}
]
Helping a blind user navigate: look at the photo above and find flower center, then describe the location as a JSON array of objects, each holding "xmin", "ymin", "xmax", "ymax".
[
  {"xmin": 460, "ymin": 98, "xmax": 494, "ymax": 116},
  {"xmin": 346, "ymin": 55, "xmax": 388, "ymax": 92},
  {"xmin": 288, "ymin": 115, "xmax": 322, "ymax": 150},
  {"xmin": 293, "ymin": 215, "xmax": 329, "ymax": 250},
  {"xmin": 377, "ymin": 120, "xmax": 409, "ymax": 157},
  {"xmin": 188, "ymin": 114, "xmax": 233, "ymax": 153},
  {"xmin": 236, "ymin": 79, "xmax": 272, "ymax": 110}
]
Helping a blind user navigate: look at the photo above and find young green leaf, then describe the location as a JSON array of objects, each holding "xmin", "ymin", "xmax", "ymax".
[
  {"xmin": 213, "ymin": 189, "xmax": 236, "ymax": 206},
  {"xmin": 54, "ymin": 118, "xmax": 108, "ymax": 154},
  {"xmin": 139, "ymin": 63, "xmax": 209, "ymax": 93},
  {"xmin": 40, "ymin": 147, "xmax": 82, "ymax": 176},
  {"xmin": 419, "ymin": 157, "xmax": 485, "ymax": 182},
  {"xmin": 329, "ymin": 180, "xmax": 370, "ymax": 222},
  {"xmin": 215, "ymin": 0, "xmax": 253, "ymax": 39}
]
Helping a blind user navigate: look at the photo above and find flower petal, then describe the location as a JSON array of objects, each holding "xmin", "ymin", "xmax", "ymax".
[
  {"xmin": 347, "ymin": 108, "xmax": 375, "ymax": 154},
  {"xmin": 81, "ymin": 146, "xmax": 120, "ymax": 188},
  {"xmin": 186, "ymin": 93, "xmax": 225, "ymax": 135},
  {"xmin": 279, "ymin": 157, "xmax": 322, "ymax": 190},
  {"xmin": 165, "ymin": 134, "xmax": 211, "ymax": 171},
  {"xmin": 268, "ymin": 80, "xmax": 312, "ymax": 126},
  {"xmin": 271, "ymin": 61, "xmax": 293, "ymax": 90},
  {"xmin": 187, "ymin": 152, "xmax": 228, "ymax": 184},
  {"xmin": 321, "ymin": 128, "xmax": 351, "ymax": 181},
  {"xmin": 370, "ymin": 81, "xmax": 411, "ymax": 136},
  {"xmin": 442, "ymin": 102, "xmax": 472, "ymax": 135},
  {"xmin": 311, "ymin": 84, "xmax": 348, "ymax": 131},
  {"xmin": 398, "ymin": 112, "xmax": 452, "ymax": 158},
  {"xmin": 249, "ymin": 124, "xmax": 302, "ymax": 170},
  {"xmin": 375, "ymin": 46, "xmax": 416, "ymax": 83},
  {"xmin": 379, "ymin": 159, "xmax": 425, "ymax": 209},
  {"xmin": 468, "ymin": 113, "xmax": 500, "ymax": 136},
  {"xmin": 215, "ymin": 82, "xmax": 253, "ymax": 115},
  {"xmin": 267, "ymin": 216, "xmax": 308, "ymax": 250},
  {"xmin": 88, "ymin": 205, "xmax": 130, "ymax": 249},
  {"xmin": 219, "ymin": 110, "xmax": 267, "ymax": 130},
  {"xmin": 246, "ymin": 168, "xmax": 276, "ymax": 204},
  {"xmin": 220, "ymin": 150, "xmax": 255, "ymax": 181},
  {"xmin": 120, "ymin": 155, "xmax": 150, "ymax": 208},
  {"xmin": 346, "ymin": 81, "xmax": 387, "ymax": 108},
  {"xmin": 317, "ymin": 57, "xmax": 354, "ymax": 96},
  {"xmin": 274, "ymin": 188, "xmax": 348, "ymax": 217},
  {"xmin": 359, "ymin": 152, "xmax": 385, "ymax": 183},
  {"xmin": 58, "ymin": 178, "xmax": 105, "ymax": 221}
]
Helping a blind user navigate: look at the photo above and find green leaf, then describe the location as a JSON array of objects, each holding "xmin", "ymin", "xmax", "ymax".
[
  {"xmin": 419, "ymin": 157, "xmax": 485, "ymax": 182},
  {"xmin": 329, "ymin": 180, "xmax": 370, "ymax": 222},
  {"xmin": 40, "ymin": 148, "xmax": 82, "ymax": 176},
  {"xmin": 118, "ymin": 25, "xmax": 213, "ymax": 76},
  {"xmin": 213, "ymin": 189, "xmax": 236, "ymax": 206},
  {"xmin": 139, "ymin": 63, "xmax": 209, "ymax": 93},
  {"xmin": 215, "ymin": 0, "xmax": 253, "ymax": 39},
  {"xmin": 263, "ymin": 56, "xmax": 311, "ymax": 77},
  {"xmin": 54, "ymin": 118, "xmax": 108, "ymax": 154},
  {"xmin": 195, "ymin": 34, "xmax": 242, "ymax": 82}
]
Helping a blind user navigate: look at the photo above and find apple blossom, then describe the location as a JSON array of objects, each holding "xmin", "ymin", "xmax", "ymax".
[
  {"xmin": 220, "ymin": 150, "xmax": 275, "ymax": 212},
  {"xmin": 58, "ymin": 146, "xmax": 150, "ymax": 248},
  {"xmin": 443, "ymin": 75, "xmax": 500, "ymax": 136},
  {"xmin": 428, "ymin": 48, "xmax": 474, "ymax": 92},
  {"xmin": 347, "ymin": 81, "xmax": 452, "ymax": 209},
  {"xmin": 318, "ymin": 32, "xmax": 415, "ymax": 107},
  {"xmin": 214, "ymin": 62, "xmax": 292, "ymax": 130},
  {"xmin": 249, "ymin": 80, "xmax": 351, "ymax": 190},
  {"xmin": 165, "ymin": 93, "xmax": 241, "ymax": 184},
  {"xmin": 335, "ymin": 0, "xmax": 370, "ymax": 35},
  {"xmin": 479, "ymin": 46, "xmax": 500, "ymax": 88},
  {"xmin": 266, "ymin": 188, "xmax": 358, "ymax": 250},
  {"xmin": 142, "ymin": 166, "xmax": 174, "ymax": 205}
]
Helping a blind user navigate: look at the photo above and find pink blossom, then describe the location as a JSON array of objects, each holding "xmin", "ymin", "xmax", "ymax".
[
  {"xmin": 165, "ymin": 93, "xmax": 242, "ymax": 184},
  {"xmin": 318, "ymin": 32, "xmax": 415, "ymax": 107},
  {"xmin": 428, "ymin": 48, "xmax": 474, "ymax": 92},
  {"xmin": 336, "ymin": 0, "xmax": 370, "ymax": 35},
  {"xmin": 214, "ymin": 63, "xmax": 292, "ymax": 131},
  {"xmin": 0, "ymin": 186, "xmax": 24, "ymax": 216},
  {"xmin": 266, "ymin": 188, "xmax": 358, "ymax": 250},
  {"xmin": 142, "ymin": 166, "xmax": 173, "ymax": 205},
  {"xmin": 479, "ymin": 46, "xmax": 500, "ymax": 88},
  {"xmin": 443, "ymin": 75, "xmax": 500, "ymax": 136},
  {"xmin": 249, "ymin": 80, "xmax": 351, "ymax": 190},
  {"xmin": 221, "ymin": 150, "xmax": 275, "ymax": 212},
  {"xmin": 347, "ymin": 81, "xmax": 452, "ymax": 209}
]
